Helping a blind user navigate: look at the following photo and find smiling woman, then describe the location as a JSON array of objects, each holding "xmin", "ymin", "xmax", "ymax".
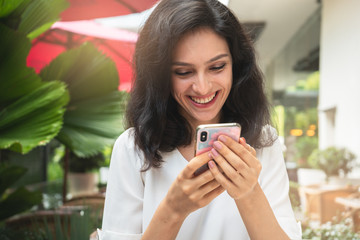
[
  {"xmin": 99, "ymin": 0, "xmax": 302, "ymax": 239},
  {"xmin": 171, "ymin": 28, "xmax": 233, "ymax": 129}
]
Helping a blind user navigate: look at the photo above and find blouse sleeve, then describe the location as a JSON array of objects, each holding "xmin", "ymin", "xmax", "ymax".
[
  {"xmin": 99, "ymin": 129, "xmax": 144, "ymax": 240},
  {"xmin": 258, "ymin": 128, "xmax": 302, "ymax": 240}
]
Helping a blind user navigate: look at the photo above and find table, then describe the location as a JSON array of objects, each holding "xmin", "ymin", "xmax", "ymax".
[{"xmin": 300, "ymin": 184, "xmax": 358, "ymax": 223}]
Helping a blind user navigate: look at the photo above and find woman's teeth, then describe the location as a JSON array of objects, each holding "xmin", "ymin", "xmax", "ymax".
[{"xmin": 190, "ymin": 92, "xmax": 216, "ymax": 104}]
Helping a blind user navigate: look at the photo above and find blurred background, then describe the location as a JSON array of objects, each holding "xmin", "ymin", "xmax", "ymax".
[{"xmin": 1, "ymin": 0, "xmax": 360, "ymax": 239}]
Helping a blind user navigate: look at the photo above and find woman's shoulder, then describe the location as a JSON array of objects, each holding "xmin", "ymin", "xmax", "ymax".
[
  {"xmin": 258, "ymin": 124, "xmax": 278, "ymax": 148},
  {"xmin": 256, "ymin": 125, "xmax": 285, "ymax": 164},
  {"xmin": 115, "ymin": 127, "xmax": 136, "ymax": 147},
  {"xmin": 112, "ymin": 127, "xmax": 145, "ymax": 169},
  {"xmin": 112, "ymin": 127, "xmax": 140, "ymax": 157}
]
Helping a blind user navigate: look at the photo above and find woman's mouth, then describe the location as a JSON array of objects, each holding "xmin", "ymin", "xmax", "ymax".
[{"xmin": 189, "ymin": 91, "xmax": 218, "ymax": 104}]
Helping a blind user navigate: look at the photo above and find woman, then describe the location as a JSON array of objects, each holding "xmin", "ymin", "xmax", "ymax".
[{"xmin": 100, "ymin": 0, "xmax": 301, "ymax": 239}]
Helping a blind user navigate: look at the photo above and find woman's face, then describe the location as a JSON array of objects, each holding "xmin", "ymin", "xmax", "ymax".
[{"xmin": 171, "ymin": 27, "xmax": 233, "ymax": 128}]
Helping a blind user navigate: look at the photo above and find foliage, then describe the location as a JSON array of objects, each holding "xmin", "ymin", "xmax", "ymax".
[
  {"xmin": 304, "ymin": 71, "xmax": 320, "ymax": 90},
  {"xmin": 0, "ymin": 209, "xmax": 94, "ymax": 240},
  {"xmin": 37, "ymin": 210, "xmax": 94, "ymax": 240},
  {"xmin": 0, "ymin": 0, "xmax": 69, "ymax": 40},
  {"xmin": 66, "ymin": 152, "xmax": 105, "ymax": 173},
  {"xmin": 48, "ymin": 161, "xmax": 64, "ymax": 181},
  {"xmin": 308, "ymin": 146, "xmax": 357, "ymax": 177},
  {"xmin": 102, "ymin": 146, "xmax": 113, "ymax": 167},
  {"xmin": 40, "ymin": 43, "xmax": 129, "ymax": 157},
  {"xmin": 0, "ymin": 0, "xmax": 69, "ymax": 154},
  {"xmin": 1, "ymin": 0, "xmax": 128, "ymax": 173},
  {"xmin": 294, "ymin": 108, "xmax": 318, "ymax": 130},
  {"xmin": 286, "ymin": 71, "xmax": 320, "ymax": 92},
  {"xmin": 43, "ymin": 141, "xmax": 64, "ymax": 181},
  {"xmin": 302, "ymin": 218, "xmax": 360, "ymax": 240},
  {"xmin": 295, "ymin": 136, "xmax": 318, "ymax": 168},
  {"xmin": 289, "ymin": 181, "xmax": 301, "ymax": 210},
  {"xmin": 0, "ymin": 165, "xmax": 42, "ymax": 222},
  {"xmin": 0, "ymin": 225, "xmax": 43, "ymax": 240},
  {"xmin": 284, "ymin": 107, "xmax": 318, "ymax": 136},
  {"xmin": 271, "ymin": 105, "xmax": 285, "ymax": 137},
  {"xmin": 48, "ymin": 144, "xmax": 112, "ymax": 179}
]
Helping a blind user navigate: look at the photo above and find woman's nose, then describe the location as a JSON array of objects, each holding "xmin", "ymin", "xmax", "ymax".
[{"xmin": 192, "ymin": 73, "xmax": 212, "ymax": 95}]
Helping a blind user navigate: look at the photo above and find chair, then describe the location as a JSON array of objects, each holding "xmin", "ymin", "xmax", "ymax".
[
  {"xmin": 62, "ymin": 192, "xmax": 106, "ymax": 238},
  {"xmin": 5, "ymin": 209, "xmax": 76, "ymax": 237},
  {"xmin": 62, "ymin": 192, "xmax": 105, "ymax": 219}
]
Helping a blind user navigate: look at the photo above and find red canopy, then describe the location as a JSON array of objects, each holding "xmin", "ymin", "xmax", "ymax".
[
  {"xmin": 27, "ymin": 21, "xmax": 138, "ymax": 91},
  {"xmin": 60, "ymin": 0, "xmax": 158, "ymax": 21}
]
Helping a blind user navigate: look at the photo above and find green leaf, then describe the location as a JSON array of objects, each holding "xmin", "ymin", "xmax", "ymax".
[
  {"xmin": 0, "ymin": 165, "xmax": 27, "ymax": 196},
  {"xmin": 27, "ymin": 20, "xmax": 56, "ymax": 40},
  {"xmin": 0, "ymin": 23, "xmax": 70, "ymax": 154},
  {"xmin": 0, "ymin": 0, "xmax": 25, "ymax": 18},
  {"xmin": 57, "ymin": 91, "xmax": 128, "ymax": 157},
  {"xmin": 0, "ymin": 24, "xmax": 42, "ymax": 105},
  {"xmin": 40, "ymin": 43, "xmax": 126, "ymax": 157},
  {"xmin": 0, "ymin": 186, "xmax": 42, "ymax": 222},
  {"xmin": 40, "ymin": 42, "xmax": 119, "ymax": 103},
  {"xmin": 18, "ymin": 0, "xmax": 69, "ymax": 38},
  {"xmin": 0, "ymin": 81, "xmax": 69, "ymax": 154}
]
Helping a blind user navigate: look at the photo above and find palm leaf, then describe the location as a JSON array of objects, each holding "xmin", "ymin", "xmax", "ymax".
[
  {"xmin": 0, "ymin": 0, "xmax": 68, "ymax": 39},
  {"xmin": 57, "ymin": 91, "xmax": 128, "ymax": 156},
  {"xmin": 40, "ymin": 42, "xmax": 119, "ymax": 103},
  {"xmin": 0, "ymin": 186, "xmax": 42, "ymax": 222},
  {"xmin": 0, "ymin": 0, "xmax": 25, "ymax": 18},
  {"xmin": 0, "ymin": 24, "xmax": 42, "ymax": 105},
  {"xmin": 0, "ymin": 23, "xmax": 69, "ymax": 154},
  {"xmin": 0, "ymin": 165, "xmax": 27, "ymax": 196},
  {"xmin": 0, "ymin": 165, "xmax": 42, "ymax": 222},
  {"xmin": 41, "ymin": 43, "xmax": 126, "ymax": 156},
  {"xmin": 18, "ymin": 0, "xmax": 69, "ymax": 40},
  {"xmin": 0, "ymin": 81, "xmax": 69, "ymax": 153}
]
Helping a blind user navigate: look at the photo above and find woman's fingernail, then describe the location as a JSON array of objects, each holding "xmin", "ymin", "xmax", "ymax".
[
  {"xmin": 218, "ymin": 135, "xmax": 227, "ymax": 142},
  {"xmin": 208, "ymin": 160, "xmax": 216, "ymax": 169},
  {"xmin": 240, "ymin": 137, "xmax": 246, "ymax": 144},
  {"xmin": 213, "ymin": 141, "xmax": 222, "ymax": 150},
  {"xmin": 211, "ymin": 148, "xmax": 219, "ymax": 157}
]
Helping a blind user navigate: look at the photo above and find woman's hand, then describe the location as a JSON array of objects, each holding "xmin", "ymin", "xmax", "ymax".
[
  {"xmin": 208, "ymin": 135, "xmax": 261, "ymax": 200},
  {"xmin": 164, "ymin": 152, "xmax": 225, "ymax": 218},
  {"xmin": 142, "ymin": 152, "xmax": 224, "ymax": 240}
]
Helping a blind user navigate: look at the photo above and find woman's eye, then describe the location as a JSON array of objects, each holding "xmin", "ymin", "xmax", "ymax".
[
  {"xmin": 210, "ymin": 63, "xmax": 226, "ymax": 71},
  {"xmin": 174, "ymin": 70, "xmax": 192, "ymax": 76}
]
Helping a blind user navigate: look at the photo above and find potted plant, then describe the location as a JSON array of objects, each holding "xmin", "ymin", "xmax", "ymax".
[
  {"xmin": 39, "ymin": 44, "xmax": 129, "ymax": 201},
  {"xmin": 65, "ymin": 152, "xmax": 105, "ymax": 198},
  {"xmin": 295, "ymin": 136, "xmax": 318, "ymax": 168},
  {"xmin": 308, "ymin": 146, "xmax": 357, "ymax": 182},
  {"xmin": 0, "ymin": 0, "xmax": 129, "ymax": 203},
  {"xmin": 0, "ymin": 0, "xmax": 69, "ymax": 225}
]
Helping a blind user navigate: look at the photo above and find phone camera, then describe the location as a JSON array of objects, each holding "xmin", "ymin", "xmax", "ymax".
[{"xmin": 200, "ymin": 131, "xmax": 208, "ymax": 142}]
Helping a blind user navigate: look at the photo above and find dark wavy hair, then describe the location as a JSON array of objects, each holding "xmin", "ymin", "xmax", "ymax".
[{"xmin": 126, "ymin": 0, "xmax": 274, "ymax": 170}]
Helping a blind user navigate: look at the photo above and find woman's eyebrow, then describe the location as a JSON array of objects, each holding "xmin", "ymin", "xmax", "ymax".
[
  {"xmin": 172, "ymin": 61, "xmax": 192, "ymax": 66},
  {"xmin": 172, "ymin": 53, "xmax": 230, "ymax": 66},
  {"xmin": 206, "ymin": 53, "xmax": 230, "ymax": 63}
]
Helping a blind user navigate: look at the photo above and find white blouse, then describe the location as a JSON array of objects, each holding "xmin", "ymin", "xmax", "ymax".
[{"xmin": 99, "ymin": 128, "xmax": 302, "ymax": 240}]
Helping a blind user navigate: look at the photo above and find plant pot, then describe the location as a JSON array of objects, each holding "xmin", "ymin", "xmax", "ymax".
[
  {"xmin": 297, "ymin": 168, "xmax": 326, "ymax": 186},
  {"xmin": 67, "ymin": 172, "xmax": 99, "ymax": 198}
]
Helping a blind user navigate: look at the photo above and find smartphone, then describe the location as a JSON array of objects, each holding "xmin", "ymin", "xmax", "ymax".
[{"xmin": 193, "ymin": 123, "xmax": 241, "ymax": 176}]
